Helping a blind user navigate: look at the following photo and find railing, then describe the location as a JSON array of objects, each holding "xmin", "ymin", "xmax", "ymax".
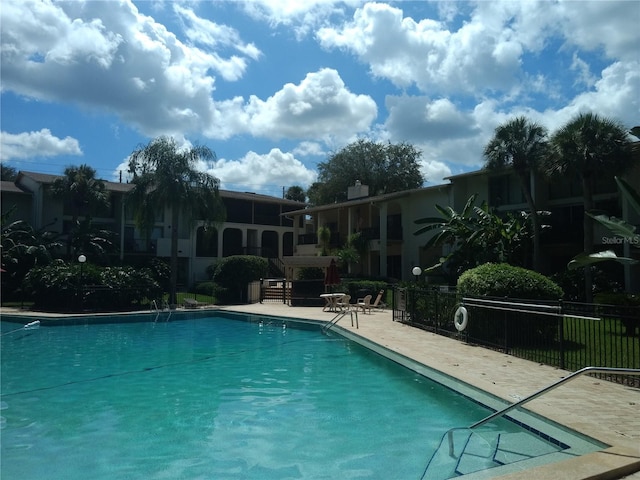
[
  {"xmin": 393, "ymin": 286, "xmax": 640, "ymax": 387},
  {"xmin": 443, "ymin": 367, "xmax": 640, "ymax": 460},
  {"xmin": 322, "ymin": 308, "xmax": 359, "ymax": 334},
  {"xmin": 468, "ymin": 366, "xmax": 640, "ymax": 431}
]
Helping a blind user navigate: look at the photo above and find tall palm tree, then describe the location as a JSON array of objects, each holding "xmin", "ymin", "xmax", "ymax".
[
  {"xmin": 484, "ymin": 116, "xmax": 549, "ymax": 271},
  {"xmin": 546, "ymin": 112, "xmax": 634, "ymax": 301},
  {"xmin": 127, "ymin": 136, "xmax": 225, "ymax": 305},
  {"xmin": 49, "ymin": 164, "xmax": 110, "ymax": 256}
]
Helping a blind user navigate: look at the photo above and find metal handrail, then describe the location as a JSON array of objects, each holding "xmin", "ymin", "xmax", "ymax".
[
  {"xmin": 461, "ymin": 296, "xmax": 601, "ymax": 321},
  {"xmin": 469, "ymin": 366, "xmax": 640, "ymax": 429},
  {"xmin": 322, "ymin": 308, "xmax": 358, "ymax": 333},
  {"xmin": 442, "ymin": 367, "xmax": 640, "ymax": 460}
]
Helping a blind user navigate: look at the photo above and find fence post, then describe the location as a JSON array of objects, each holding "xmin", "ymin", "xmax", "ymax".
[
  {"xmin": 282, "ymin": 278, "xmax": 287, "ymax": 304},
  {"xmin": 434, "ymin": 288, "xmax": 439, "ymax": 333},
  {"xmin": 558, "ymin": 300, "xmax": 565, "ymax": 370},
  {"xmin": 503, "ymin": 308, "xmax": 509, "ymax": 354}
]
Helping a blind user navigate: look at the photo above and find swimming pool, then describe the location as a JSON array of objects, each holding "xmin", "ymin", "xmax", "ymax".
[{"xmin": 1, "ymin": 312, "xmax": 603, "ymax": 479}]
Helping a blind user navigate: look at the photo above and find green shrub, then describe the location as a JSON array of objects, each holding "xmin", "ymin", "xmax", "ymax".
[
  {"xmin": 339, "ymin": 280, "xmax": 388, "ymax": 300},
  {"xmin": 211, "ymin": 255, "xmax": 268, "ymax": 304},
  {"xmin": 458, "ymin": 263, "xmax": 563, "ymax": 300},
  {"xmin": 457, "ymin": 263, "xmax": 563, "ymax": 345},
  {"xmin": 594, "ymin": 292, "xmax": 640, "ymax": 306},
  {"xmin": 23, "ymin": 261, "xmax": 161, "ymax": 312},
  {"xmin": 297, "ymin": 267, "xmax": 324, "ymax": 280},
  {"xmin": 192, "ymin": 281, "xmax": 216, "ymax": 296}
]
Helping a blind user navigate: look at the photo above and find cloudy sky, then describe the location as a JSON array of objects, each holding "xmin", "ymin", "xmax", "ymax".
[{"xmin": 1, "ymin": 0, "xmax": 638, "ymax": 197}]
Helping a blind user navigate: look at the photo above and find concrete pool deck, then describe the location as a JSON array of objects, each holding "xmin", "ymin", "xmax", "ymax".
[{"xmin": 2, "ymin": 303, "xmax": 639, "ymax": 479}]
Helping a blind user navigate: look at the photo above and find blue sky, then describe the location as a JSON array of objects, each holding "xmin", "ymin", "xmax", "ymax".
[{"xmin": 1, "ymin": 0, "xmax": 639, "ymax": 197}]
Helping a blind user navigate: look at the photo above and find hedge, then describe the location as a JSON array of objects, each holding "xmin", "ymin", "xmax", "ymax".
[
  {"xmin": 457, "ymin": 263, "xmax": 563, "ymax": 346},
  {"xmin": 457, "ymin": 263, "xmax": 563, "ymax": 300}
]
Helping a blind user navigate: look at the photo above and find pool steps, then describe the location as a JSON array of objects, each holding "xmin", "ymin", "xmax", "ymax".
[{"xmin": 422, "ymin": 428, "xmax": 562, "ymax": 478}]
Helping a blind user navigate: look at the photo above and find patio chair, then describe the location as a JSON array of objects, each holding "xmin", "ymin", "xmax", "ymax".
[
  {"xmin": 371, "ymin": 290, "xmax": 387, "ymax": 310},
  {"xmin": 356, "ymin": 295, "xmax": 373, "ymax": 314},
  {"xmin": 183, "ymin": 298, "xmax": 204, "ymax": 309},
  {"xmin": 336, "ymin": 294, "xmax": 352, "ymax": 311}
]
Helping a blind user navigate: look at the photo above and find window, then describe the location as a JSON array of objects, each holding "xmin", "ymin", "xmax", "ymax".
[
  {"xmin": 255, "ymin": 203, "xmax": 281, "ymax": 226},
  {"xmin": 222, "ymin": 228, "xmax": 243, "ymax": 256},
  {"xmin": 196, "ymin": 226, "xmax": 218, "ymax": 257},
  {"xmin": 225, "ymin": 198, "xmax": 253, "ymax": 223},
  {"xmin": 489, "ymin": 174, "xmax": 525, "ymax": 206}
]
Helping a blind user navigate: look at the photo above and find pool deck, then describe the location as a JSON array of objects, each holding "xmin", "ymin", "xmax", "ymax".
[{"xmin": 2, "ymin": 303, "xmax": 639, "ymax": 479}]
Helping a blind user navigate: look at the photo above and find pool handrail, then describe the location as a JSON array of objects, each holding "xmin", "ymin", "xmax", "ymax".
[
  {"xmin": 322, "ymin": 308, "xmax": 358, "ymax": 333},
  {"xmin": 442, "ymin": 367, "xmax": 640, "ymax": 461},
  {"xmin": 469, "ymin": 366, "xmax": 640, "ymax": 430}
]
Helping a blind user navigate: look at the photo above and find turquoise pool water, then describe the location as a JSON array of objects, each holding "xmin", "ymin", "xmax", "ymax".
[{"xmin": 0, "ymin": 314, "xmax": 595, "ymax": 479}]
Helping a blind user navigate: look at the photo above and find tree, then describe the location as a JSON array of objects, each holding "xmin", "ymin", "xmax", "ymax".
[
  {"xmin": 1, "ymin": 163, "xmax": 18, "ymax": 181},
  {"xmin": 484, "ymin": 116, "xmax": 549, "ymax": 271},
  {"xmin": 49, "ymin": 164, "xmax": 110, "ymax": 256},
  {"xmin": 568, "ymin": 176, "xmax": 639, "ymax": 270},
  {"xmin": 1, "ymin": 207, "xmax": 61, "ymax": 299},
  {"xmin": 285, "ymin": 186, "xmax": 306, "ymax": 202},
  {"xmin": 414, "ymin": 194, "xmax": 539, "ymax": 282},
  {"xmin": 546, "ymin": 113, "xmax": 635, "ymax": 301},
  {"xmin": 307, "ymin": 139, "xmax": 424, "ymax": 205},
  {"xmin": 127, "ymin": 136, "xmax": 225, "ymax": 305}
]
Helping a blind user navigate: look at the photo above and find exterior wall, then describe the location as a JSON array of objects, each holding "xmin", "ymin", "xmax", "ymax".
[{"xmin": 1, "ymin": 188, "xmax": 32, "ymax": 225}]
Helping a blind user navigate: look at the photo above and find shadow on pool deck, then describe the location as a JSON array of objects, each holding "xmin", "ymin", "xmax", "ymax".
[{"xmin": 2, "ymin": 303, "xmax": 639, "ymax": 479}]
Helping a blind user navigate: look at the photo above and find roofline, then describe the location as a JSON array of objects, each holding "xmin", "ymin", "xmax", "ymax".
[
  {"xmin": 283, "ymin": 183, "xmax": 450, "ymax": 216},
  {"xmin": 15, "ymin": 170, "xmax": 303, "ymax": 205},
  {"xmin": 443, "ymin": 167, "xmax": 486, "ymax": 181}
]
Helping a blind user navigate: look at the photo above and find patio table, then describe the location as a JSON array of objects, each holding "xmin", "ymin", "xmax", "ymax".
[{"xmin": 320, "ymin": 293, "xmax": 346, "ymax": 312}]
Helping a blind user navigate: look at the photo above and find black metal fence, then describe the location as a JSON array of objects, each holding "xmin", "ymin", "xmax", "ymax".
[{"xmin": 393, "ymin": 286, "xmax": 640, "ymax": 387}]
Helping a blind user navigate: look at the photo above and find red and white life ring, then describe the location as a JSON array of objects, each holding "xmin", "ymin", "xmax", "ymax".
[{"xmin": 454, "ymin": 306, "xmax": 468, "ymax": 331}]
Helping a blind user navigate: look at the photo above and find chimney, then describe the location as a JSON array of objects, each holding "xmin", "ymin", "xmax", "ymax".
[{"xmin": 347, "ymin": 180, "xmax": 369, "ymax": 200}]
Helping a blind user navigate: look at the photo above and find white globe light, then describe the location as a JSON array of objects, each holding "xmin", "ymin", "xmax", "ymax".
[
  {"xmin": 78, "ymin": 254, "xmax": 87, "ymax": 263},
  {"xmin": 412, "ymin": 266, "xmax": 422, "ymax": 276}
]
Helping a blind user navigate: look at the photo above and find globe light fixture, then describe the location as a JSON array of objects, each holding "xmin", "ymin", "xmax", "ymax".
[{"xmin": 412, "ymin": 266, "xmax": 422, "ymax": 282}]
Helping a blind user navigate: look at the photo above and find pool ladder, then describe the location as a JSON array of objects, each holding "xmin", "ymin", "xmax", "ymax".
[
  {"xmin": 322, "ymin": 308, "xmax": 358, "ymax": 333},
  {"xmin": 151, "ymin": 300, "xmax": 171, "ymax": 322}
]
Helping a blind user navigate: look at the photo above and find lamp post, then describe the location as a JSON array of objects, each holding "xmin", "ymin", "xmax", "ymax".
[
  {"xmin": 412, "ymin": 266, "xmax": 422, "ymax": 283},
  {"xmin": 78, "ymin": 254, "xmax": 86, "ymax": 311}
]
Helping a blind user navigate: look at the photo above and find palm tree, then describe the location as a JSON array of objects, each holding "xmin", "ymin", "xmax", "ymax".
[
  {"xmin": 1, "ymin": 207, "xmax": 62, "ymax": 298},
  {"xmin": 546, "ymin": 112, "xmax": 635, "ymax": 301},
  {"xmin": 284, "ymin": 186, "xmax": 306, "ymax": 202},
  {"xmin": 49, "ymin": 164, "xmax": 110, "ymax": 256},
  {"xmin": 484, "ymin": 116, "xmax": 549, "ymax": 271},
  {"xmin": 127, "ymin": 136, "xmax": 225, "ymax": 305}
]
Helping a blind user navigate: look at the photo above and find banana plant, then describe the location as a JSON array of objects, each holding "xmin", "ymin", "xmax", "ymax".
[{"xmin": 568, "ymin": 176, "xmax": 639, "ymax": 269}]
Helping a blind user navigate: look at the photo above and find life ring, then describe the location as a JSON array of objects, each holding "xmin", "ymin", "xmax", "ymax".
[{"xmin": 454, "ymin": 306, "xmax": 468, "ymax": 331}]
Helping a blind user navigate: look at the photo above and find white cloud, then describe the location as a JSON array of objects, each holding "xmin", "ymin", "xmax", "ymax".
[
  {"xmin": 0, "ymin": 1, "xmax": 240, "ymax": 138},
  {"xmin": 240, "ymin": 0, "xmax": 362, "ymax": 38},
  {"xmin": 292, "ymin": 141, "xmax": 326, "ymax": 157},
  {"xmin": 542, "ymin": 60, "xmax": 640, "ymax": 133},
  {"xmin": 244, "ymin": 68, "xmax": 377, "ymax": 140},
  {"xmin": 557, "ymin": 0, "xmax": 639, "ymax": 61},
  {"xmin": 213, "ymin": 148, "xmax": 317, "ymax": 192},
  {"xmin": 0, "ymin": 129, "xmax": 82, "ymax": 161},
  {"xmin": 385, "ymin": 95, "xmax": 478, "ymax": 142},
  {"xmin": 421, "ymin": 159, "xmax": 452, "ymax": 185},
  {"xmin": 317, "ymin": 2, "xmax": 526, "ymax": 95}
]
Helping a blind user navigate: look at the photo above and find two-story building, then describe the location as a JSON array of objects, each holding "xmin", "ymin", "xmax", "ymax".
[
  {"xmin": 284, "ymin": 163, "xmax": 639, "ymax": 292},
  {"xmin": 2, "ymin": 160, "xmax": 639, "ymax": 292},
  {"xmin": 1, "ymin": 171, "xmax": 305, "ymax": 286}
]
